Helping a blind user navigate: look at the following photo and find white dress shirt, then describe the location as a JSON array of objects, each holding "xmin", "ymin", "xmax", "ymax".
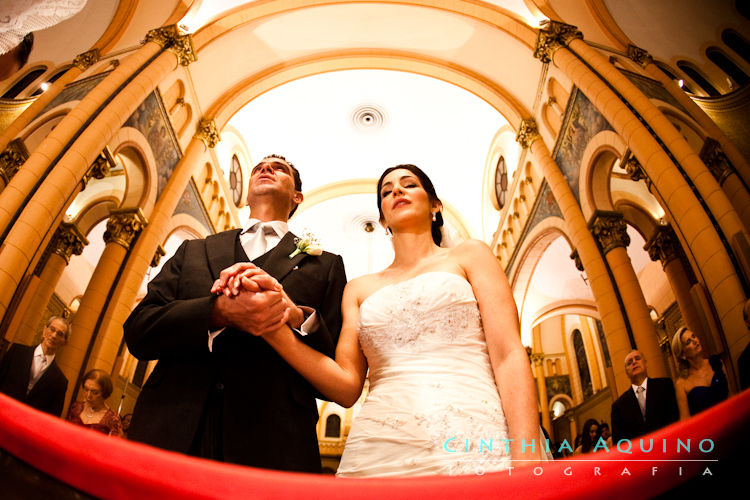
[
  {"xmin": 207, "ymin": 219, "xmax": 318, "ymax": 351},
  {"xmin": 28, "ymin": 344, "xmax": 55, "ymax": 392}
]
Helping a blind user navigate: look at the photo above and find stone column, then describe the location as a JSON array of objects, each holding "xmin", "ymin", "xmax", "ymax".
[
  {"xmin": 588, "ymin": 210, "xmax": 667, "ymax": 377},
  {"xmin": 8, "ymin": 222, "xmax": 87, "ymax": 344},
  {"xmin": 93, "ymin": 119, "xmax": 220, "ymax": 368},
  {"xmin": 627, "ymin": 45, "xmax": 750, "ymax": 187},
  {"xmin": 57, "ymin": 209, "xmax": 146, "ymax": 407},
  {"xmin": 535, "ymin": 21, "xmax": 746, "ymax": 364},
  {"xmin": 644, "ymin": 225, "xmax": 717, "ymax": 350},
  {"xmin": 0, "ymin": 26, "xmax": 195, "ymax": 323},
  {"xmin": 531, "ymin": 352, "xmax": 552, "ymax": 440},
  {"xmin": 700, "ymin": 138, "xmax": 750, "ymax": 233},
  {"xmin": 519, "ymin": 118, "xmax": 632, "ymax": 394}
]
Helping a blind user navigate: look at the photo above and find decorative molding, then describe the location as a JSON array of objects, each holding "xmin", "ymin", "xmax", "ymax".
[
  {"xmin": 195, "ymin": 118, "xmax": 221, "ymax": 149},
  {"xmin": 151, "ymin": 244, "xmax": 166, "ymax": 268},
  {"xmin": 626, "ymin": 45, "xmax": 653, "ymax": 69},
  {"xmin": 569, "ymin": 249, "xmax": 584, "ymax": 272},
  {"xmin": 73, "ymin": 49, "xmax": 100, "ymax": 70},
  {"xmin": 588, "ymin": 210, "xmax": 630, "ymax": 254},
  {"xmin": 145, "ymin": 25, "xmax": 196, "ymax": 66},
  {"xmin": 644, "ymin": 225, "xmax": 680, "ymax": 268},
  {"xmin": 699, "ymin": 137, "xmax": 734, "ymax": 185},
  {"xmin": 531, "ymin": 353, "xmax": 545, "ymax": 366},
  {"xmin": 104, "ymin": 208, "xmax": 147, "ymax": 249},
  {"xmin": 516, "ymin": 118, "xmax": 540, "ymax": 149},
  {"xmin": 622, "ymin": 150, "xmax": 650, "ymax": 187},
  {"xmin": 534, "ymin": 21, "xmax": 583, "ymax": 64},
  {"xmin": 49, "ymin": 222, "xmax": 88, "ymax": 264},
  {"xmin": 81, "ymin": 148, "xmax": 114, "ymax": 189},
  {"xmin": 0, "ymin": 138, "xmax": 29, "ymax": 184}
]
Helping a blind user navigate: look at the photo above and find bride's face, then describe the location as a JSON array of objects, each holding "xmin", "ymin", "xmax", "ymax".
[{"xmin": 379, "ymin": 169, "xmax": 433, "ymax": 229}]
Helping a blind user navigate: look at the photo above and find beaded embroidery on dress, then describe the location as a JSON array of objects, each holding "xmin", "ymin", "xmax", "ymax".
[{"xmin": 337, "ymin": 271, "xmax": 523, "ymax": 477}]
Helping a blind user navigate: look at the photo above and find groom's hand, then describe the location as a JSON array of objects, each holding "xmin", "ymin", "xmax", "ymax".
[
  {"xmin": 211, "ymin": 263, "xmax": 281, "ymax": 296},
  {"xmin": 211, "ymin": 288, "xmax": 290, "ymax": 335}
]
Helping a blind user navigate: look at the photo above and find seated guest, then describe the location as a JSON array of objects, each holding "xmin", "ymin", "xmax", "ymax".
[
  {"xmin": 573, "ymin": 419, "xmax": 600, "ymax": 455},
  {"xmin": 0, "ymin": 316, "xmax": 70, "ymax": 416},
  {"xmin": 672, "ymin": 328, "xmax": 730, "ymax": 419},
  {"xmin": 611, "ymin": 350, "xmax": 678, "ymax": 443},
  {"xmin": 67, "ymin": 369, "xmax": 123, "ymax": 436},
  {"xmin": 599, "ymin": 422, "xmax": 612, "ymax": 447},
  {"xmin": 738, "ymin": 298, "xmax": 750, "ymax": 391}
]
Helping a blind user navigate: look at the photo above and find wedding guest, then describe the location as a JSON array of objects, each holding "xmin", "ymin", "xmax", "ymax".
[
  {"xmin": 222, "ymin": 164, "xmax": 548, "ymax": 476},
  {"xmin": 672, "ymin": 328, "xmax": 730, "ymax": 419},
  {"xmin": 737, "ymin": 298, "xmax": 750, "ymax": 390},
  {"xmin": 573, "ymin": 419, "xmax": 600, "ymax": 455},
  {"xmin": 599, "ymin": 422, "xmax": 612, "ymax": 447},
  {"xmin": 0, "ymin": 316, "xmax": 69, "ymax": 416},
  {"xmin": 125, "ymin": 155, "xmax": 346, "ymax": 472},
  {"xmin": 610, "ymin": 350, "xmax": 678, "ymax": 443},
  {"xmin": 67, "ymin": 369, "xmax": 123, "ymax": 436},
  {"xmin": 120, "ymin": 413, "xmax": 132, "ymax": 438}
]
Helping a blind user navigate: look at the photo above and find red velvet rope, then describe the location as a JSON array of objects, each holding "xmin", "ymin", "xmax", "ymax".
[{"xmin": 1, "ymin": 390, "xmax": 748, "ymax": 498}]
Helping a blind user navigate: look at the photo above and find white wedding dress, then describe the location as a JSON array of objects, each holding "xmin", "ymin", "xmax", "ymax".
[{"xmin": 337, "ymin": 272, "xmax": 529, "ymax": 477}]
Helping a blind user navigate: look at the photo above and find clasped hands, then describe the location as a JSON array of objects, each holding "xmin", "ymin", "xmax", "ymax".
[{"xmin": 210, "ymin": 263, "xmax": 304, "ymax": 336}]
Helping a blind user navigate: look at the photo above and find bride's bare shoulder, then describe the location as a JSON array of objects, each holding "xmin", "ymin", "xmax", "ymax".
[{"xmin": 345, "ymin": 272, "xmax": 389, "ymax": 303}]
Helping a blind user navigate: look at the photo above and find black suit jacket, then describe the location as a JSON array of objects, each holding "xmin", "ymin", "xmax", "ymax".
[
  {"xmin": 0, "ymin": 343, "xmax": 68, "ymax": 416},
  {"xmin": 124, "ymin": 229, "xmax": 346, "ymax": 472},
  {"xmin": 611, "ymin": 377, "xmax": 679, "ymax": 443}
]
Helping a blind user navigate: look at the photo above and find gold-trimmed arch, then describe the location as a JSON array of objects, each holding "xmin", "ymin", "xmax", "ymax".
[
  {"xmin": 299, "ymin": 178, "xmax": 475, "ymax": 240},
  {"xmin": 205, "ymin": 49, "xmax": 529, "ymax": 133},
  {"xmin": 190, "ymin": 0, "xmax": 538, "ymax": 52}
]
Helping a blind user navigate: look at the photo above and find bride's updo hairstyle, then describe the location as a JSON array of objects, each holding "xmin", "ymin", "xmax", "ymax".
[{"xmin": 377, "ymin": 164, "xmax": 443, "ymax": 246}]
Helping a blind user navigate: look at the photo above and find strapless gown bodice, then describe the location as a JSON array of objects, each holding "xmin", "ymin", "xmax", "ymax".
[
  {"xmin": 336, "ymin": 272, "xmax": 513, "ymax": 477},
  {"xmin": 687, "ymin": 355, "xmax": 729, "ymax": 415}
]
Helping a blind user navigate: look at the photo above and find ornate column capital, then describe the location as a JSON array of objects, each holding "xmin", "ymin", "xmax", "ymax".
[
  {"xmin": 0, "ymin": 138, "xmax": 29, "ymax": 184},
  {"xmin": 50, "ymin": 222, "xmax": 88, "ymax": 264},
  {"xmin": 699, "ymin": 137, "xmax": 734, "ymax": 185},
  {"xmin": 195, "ymin": 118, "xmax": 221, "ymax": 148},
  {"xmin": 622, "ymin": 150, "xmax": 651, "ymax": 187},
  {"xmin": 531, "ymin": 352, "xmax": 545, "ymax": 366},
  {"xmin": 534, "ymin": 21, "xmax": 583, "ymax": 63},
  {"xmin": 588, "ymin": 210, "xmax": 630, "ymax": 254},
  {"xmin": 644, "ymin": 225, "xmax": 680, "ymax": 268},
  {"xmin": 516, "ymin": 118, "xmax": 540, "ymax": 149},
  {"xmin": 73, "ymin": 49, "xmax": 100, "ymax": 70},
  {"xmin": 626, "ymin": 45, "xmax": 653, "ymax": 68},
  {"xmin": 151, "ymin": 244, "xmax": 166, "ymax": 268},
  {"xmin": 145, "ymin": 25, "xmax": 196, "ymax": 66},
  {"xmin": 569, "ymin": 249, "xmax": 584, "ymax": 272},
  {"xmin": 104, "ymin": 208, "xmax": 147, "ymax": 249},
  {"xmin": 82, "ymin": 149, "xmax": 113, "ymax": 189}
]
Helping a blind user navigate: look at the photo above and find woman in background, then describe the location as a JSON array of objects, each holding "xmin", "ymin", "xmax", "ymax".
[{"xmin": 67, "ymin": 369, "xmax": 123, "ymax": 437}]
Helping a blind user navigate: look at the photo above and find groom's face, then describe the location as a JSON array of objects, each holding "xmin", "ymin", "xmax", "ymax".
[{"xmin": 247, "ymin": 157, "xmax": 302, "ymax": 210}]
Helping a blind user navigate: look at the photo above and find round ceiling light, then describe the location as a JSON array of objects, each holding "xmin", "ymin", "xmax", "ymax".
[{"xmin": 352, "ymin": 105, "xmax": 386, "ymax": 131}]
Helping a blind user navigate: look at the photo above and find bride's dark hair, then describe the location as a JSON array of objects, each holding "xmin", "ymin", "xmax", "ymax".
[{"xmin": 376, "ymin": 164, "xmax": 443, "ymax": 246}]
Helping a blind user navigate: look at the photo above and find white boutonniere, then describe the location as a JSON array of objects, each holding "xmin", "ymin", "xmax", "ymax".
[{"xmin": 289, "ymin": 231, "xmax": 323, "ymax": 258}]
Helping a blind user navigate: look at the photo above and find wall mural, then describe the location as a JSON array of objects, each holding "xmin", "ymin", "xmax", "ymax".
[
  {"xmin": 41, "ymin": 73, "xmax": 214, "ymax": 235},
  {"xmin": 552, "ymin": 88, "xmax": 614, "ymax": 204},
  {"xmin": 621, "ymin": 70, "xmax": 686, "ymax": 112}
]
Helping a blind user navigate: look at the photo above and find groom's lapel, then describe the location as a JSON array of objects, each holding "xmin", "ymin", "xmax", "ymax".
[
  {"xmin": 206, "ymin": 229, "xmax": 242, "ymax": 280},
  {"xmin": 262, "ymin": 231, "xmax": 308, "ymax": 283}
]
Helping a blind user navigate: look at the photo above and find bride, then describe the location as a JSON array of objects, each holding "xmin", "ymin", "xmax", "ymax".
[{"xmin": 219, "ymin": 164, "xmax": 544, "ymax": 476}]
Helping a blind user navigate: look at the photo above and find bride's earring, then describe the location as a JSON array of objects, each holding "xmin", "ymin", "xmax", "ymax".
[
  {"xmin": 431, "ymin": 212, "xmax": 437, "ymax": 222},
  {"xmin": 385, "ymin": 226, "xmax": 391, "ymax": 235}
]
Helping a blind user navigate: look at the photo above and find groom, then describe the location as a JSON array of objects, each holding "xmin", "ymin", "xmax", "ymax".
[{"xmin": 124, "ymin": 155, "xmax": 346, "ymax": 472}]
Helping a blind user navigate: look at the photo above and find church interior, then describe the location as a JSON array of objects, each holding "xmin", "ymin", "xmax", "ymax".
[{"xmin": 0, "ymin": 0, "xmax": 749, "ymax": 494}]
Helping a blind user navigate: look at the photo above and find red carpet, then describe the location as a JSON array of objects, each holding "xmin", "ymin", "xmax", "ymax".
[{"xmin": 1, "ymin": 390, "xmax": 748, "ymax": 499}]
